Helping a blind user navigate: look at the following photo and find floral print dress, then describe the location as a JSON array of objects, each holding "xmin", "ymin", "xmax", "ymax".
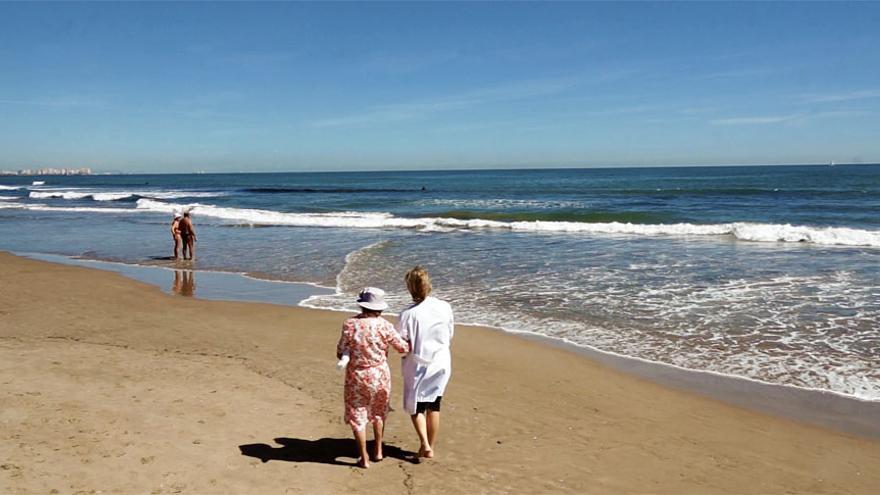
[{"xmin": 337, "ymin": 315, "xmax": 409, "ymax": 431}]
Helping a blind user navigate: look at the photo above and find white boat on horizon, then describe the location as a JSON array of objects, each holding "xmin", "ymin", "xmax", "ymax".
[{"xmin": 32, "ymin": 180, "xmax": 45, "ymax": 185}]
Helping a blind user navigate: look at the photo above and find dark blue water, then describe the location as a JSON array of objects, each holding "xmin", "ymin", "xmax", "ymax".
[
  {"xmin": 3, "ymin": 165, "xmax": 880, "ymax": 227},
  {"xmin": 2, "ymin": 164, "xmax": 878, "ymax": 399}
]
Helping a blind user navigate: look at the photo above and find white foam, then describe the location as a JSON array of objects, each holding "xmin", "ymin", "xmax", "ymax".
[
  {"xmin": 29, "ymin": 190, "xmax": 225, "ymax": 201},
  {"xmin": 0, "ymin": 185, "xmax": 22, "ymax": 190},
  {"xmin": 301, "ymin": 239, "xmax": 880, "ymax": 401},
  {"xmin": 0, "ymin": 200, "xmax": 131, "ymax": 213},
  {"xmin": 149, "ymin": 191, "xmax": 227, "ymax": 199},
  {"xmin": 7, "ymin": 195, "xmax": 880, "ymax": 248},
  {"xmin": 730, "ymin": 223, "xmax": 880, "ymax": 246},
  {"xmin": 0, "ymin": 195, "xmax": 17, "ymax": 200},
  {"xmin": 135, "ymin": 199, "xmax": 430, "ymax": 228},
  {"xmin": 132, "ymin": 199, "xmax": 880, "ymax": 248},
  {"xmin": 25, "ymin": 204, "xmax": 134, "ymax": 214},
  {"xmin": 30, "ymin": 191, "xmax": 93, "ymax": 200},
  {"xmin": 414, "ymin": 198, "xmax": 585, "ymax": 209}
]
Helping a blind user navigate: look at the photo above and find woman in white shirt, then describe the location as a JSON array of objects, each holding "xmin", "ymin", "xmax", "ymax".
[{"xmin": 397, "ymin": 266, "xmax": 454, "ymax": 459}]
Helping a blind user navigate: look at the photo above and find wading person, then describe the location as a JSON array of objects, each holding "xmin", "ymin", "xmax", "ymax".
[
  {"xmin": 397, "ymin": 266, "xmax": 454, "ymax": 460},
  {"xmin": 178, "ymin": 211, "xmax": 197, "ymax": 260},
  {"xmin": 170, "ymin": 213, "xmax": 182, "ymax": 259}
]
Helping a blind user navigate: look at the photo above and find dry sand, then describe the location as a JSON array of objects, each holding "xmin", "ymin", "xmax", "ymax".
[{"xmin": 1, "ymin": 252, "xmax": 878, "ymax": 494}]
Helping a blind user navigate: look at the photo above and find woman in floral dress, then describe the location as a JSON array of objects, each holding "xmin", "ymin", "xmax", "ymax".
[{"xmin": 336, "ymin": 287, "xmax": 409, "ymax": 468}]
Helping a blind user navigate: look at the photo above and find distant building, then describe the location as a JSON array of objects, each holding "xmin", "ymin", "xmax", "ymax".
[{"xmin": 0, "ymin": 167, "xmax": 93, "ymax": 176}]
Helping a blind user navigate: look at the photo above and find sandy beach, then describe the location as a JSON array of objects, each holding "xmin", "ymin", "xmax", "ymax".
[{"xmin": 1, "ymin": 252, "xmax": 878, "ymax": 494}]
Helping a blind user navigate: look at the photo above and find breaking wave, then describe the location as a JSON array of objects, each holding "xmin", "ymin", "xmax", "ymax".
[
  {"xmin": 129, "ymin": 199, "xmax": 880, "ymax": 247},
  {"xmin": 29, "ymin": 190, "xmax": 226, "ymax": 201},
  {"xmin": 242, "ymin": 186, "xmax": 414, "ymax": 194},
  {"xmin": 5, "ymin": 197, "xmax": 879, "ymax": 248}
]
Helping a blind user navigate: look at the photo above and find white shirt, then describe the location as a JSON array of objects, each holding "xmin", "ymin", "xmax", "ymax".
[{"xmin": 397, "ymin": 296, "xmax": 454, "ymax": 414}]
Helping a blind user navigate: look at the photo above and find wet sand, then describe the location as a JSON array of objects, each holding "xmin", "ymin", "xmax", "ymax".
[{"xmin": 1, "ymin": 252, "xmax": 878, "ymax": 494}]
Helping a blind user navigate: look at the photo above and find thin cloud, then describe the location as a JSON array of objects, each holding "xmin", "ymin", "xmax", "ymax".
[
  {"xmin": 148, "ymin": 91, "xmax": 248, "ymax": 120},
  {"xmin": 678, "ymin": 106, "xmax": 718, "ymax": 115},
  {"xmin": 711, "ymin": 114, "xmax": 802, "ymax": 125},
  {"xmin": 221, "ymin": 50, "xmax": 293, "ymax": 67},
  {"xmin": 310, "ymin": 100, "xmax": 474, "ymax": 128},
  {"xmin": 184, "ymin": 42, "xmax": 294, "ymax": 68},
  {"xmin": 362, "ymin": 49, "xmax": 460, "ymax": 74},
  {"xmin": 585, "ymin": 104, "xmax": 662, "ymax": 116},
  {"xmin": 309, "ymin": 76, "xmax": 583, "ymax": 128},
  {"xmin": 0, "ymin": 96, "xmax": 104, "ymax": 108},
  {"xmin": 710, "ymin": 110, "xmax": 868, "ymax": 126},
  {"xmin": 696, "ymin": 68, "xmax": 776, "ymax": 80},
  {"xmin": 801, "ymin": 89, "xmax": 880, "ymax": 103}
]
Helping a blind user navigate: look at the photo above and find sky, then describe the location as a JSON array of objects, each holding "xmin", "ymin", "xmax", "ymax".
[{"xmin": 1, "ymin": 2, "xmax": 879, "ymax": 173}]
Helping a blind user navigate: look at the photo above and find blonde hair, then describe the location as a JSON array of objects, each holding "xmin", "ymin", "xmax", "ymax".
[{"xmin": 405, "ymin": 266, "xmax": 432, "ymax": 303}]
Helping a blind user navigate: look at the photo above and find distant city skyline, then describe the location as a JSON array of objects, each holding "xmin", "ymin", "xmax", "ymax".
[
  {"xmin": 1, "ymin": 2, "xmax": 879, "ymax": 173},
  {"xmin": 0, "ymin": 167, "xmax": 92, "ymax": 176}
]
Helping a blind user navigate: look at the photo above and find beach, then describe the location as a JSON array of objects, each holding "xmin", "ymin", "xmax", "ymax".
[
  {"xmin": 1, "ymin": 252, "xmax": 879, "ymax": 494},
  {"xmin": 3, "ymin": 166, "xmax": 879, "ymax": 402}
]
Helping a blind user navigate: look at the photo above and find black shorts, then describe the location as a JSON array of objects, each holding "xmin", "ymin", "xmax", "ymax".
[{"xmin": 415, "ymin": 396, "xmax": 442, "ymax": 414}]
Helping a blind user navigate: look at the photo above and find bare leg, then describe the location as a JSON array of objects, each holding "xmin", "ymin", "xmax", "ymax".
[
  {"xmin": 172, "ymin": 237, "xmax": 180, "ymax": 259},
  {"xmin": 372, "ymin": 418, "xmax": 384, "ymax": 461},
  {"xmin": 426, "ymin": 410, "xmax": 440, "ymax": 454},
  {"xmin": 188, "ymin": 238, "xmax": 195, "ymax": 261},
  {"xmin": 410, "ymin": 413, "xmax": 433, "ymax": 458},
  {"xmin": 353, "ymin": 427, "xmax": 370, "ymax": 468}
]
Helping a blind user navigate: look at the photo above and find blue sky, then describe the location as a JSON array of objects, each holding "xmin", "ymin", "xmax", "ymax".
[{"xmin": 1, "ymin": 2, "xmax": 878, "ymax": 173}]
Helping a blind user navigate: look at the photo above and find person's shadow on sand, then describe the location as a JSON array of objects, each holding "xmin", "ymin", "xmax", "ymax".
[{"xmin": 239, "ymin": 437, "xmax": 417, "ymax": 466}]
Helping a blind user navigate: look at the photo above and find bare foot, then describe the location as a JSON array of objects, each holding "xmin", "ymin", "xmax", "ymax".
[
  {"xmin": 371, "ymin": 440, "xmax": 383, "ymax": 462},
  {"xmin": 418, "ymin": 446, "xmax": 434, "ymax": 459},
  {"xmin": 357, "ymin": 457, "xmax": 370, "ymax": 469}
]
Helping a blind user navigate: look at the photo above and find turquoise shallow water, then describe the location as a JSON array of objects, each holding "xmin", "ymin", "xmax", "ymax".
[{"xmin": 1, "ymin": 164, "xmax": 878, "ymax": 399}]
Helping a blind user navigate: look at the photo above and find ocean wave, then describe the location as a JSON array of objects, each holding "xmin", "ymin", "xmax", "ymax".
[
  {"xmin": 132, "ymin": 198, "xmax": 880, "ymax": 247},
  {"xmin": 0, "ymin": 195, "xmax": 18, "ymax": 200},
  {"xmin": 242, "ymin": 186, "xmax": 414, "ymax": 194},
  {"xmin": 414, "ymin": 198, "xmax": 586, "ymax": 209},
  {"xmin": 435, "ymin": 208, "xmax": 672, "ymax": 224},
  {"xmin": 301, "ymin": 241, "xmax": 880, "ymax": 401},
  {"xmin": 5, "ymin": 198, "xmax": 879, "ymax": 248},
  {"xmin": 31, "ymin": 191, "xmax": 122, "ymax": 200},
  {"xmin": 22, "ymin": 204, "xmax": 134, "ymax": 214},
  {"xmin": 0, "ymin": 185, "xmax": 23, "ymax": 190},
  {"xmin": 29, "ymin": 190, "xmax": 226, "ymax": 201}
]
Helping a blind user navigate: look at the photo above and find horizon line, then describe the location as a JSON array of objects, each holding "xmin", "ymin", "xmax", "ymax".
[
  {"xmin": 82, "ymin": 161, "xmax": 880, "ymax": 176},
  {"xmin": 3, "ymin": 161, "xmax": 877, "ymax": 177}
]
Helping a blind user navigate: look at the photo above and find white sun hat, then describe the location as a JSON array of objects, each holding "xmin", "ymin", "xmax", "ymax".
[{"xmin": 356, "ymin": 287, "xmax": 388, "ymax": 311}]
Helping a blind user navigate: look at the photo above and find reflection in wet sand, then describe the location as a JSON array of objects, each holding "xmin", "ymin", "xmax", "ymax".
[{"xmin": 172, "ymin": 269, "xmax": 195, "ymax": 297}]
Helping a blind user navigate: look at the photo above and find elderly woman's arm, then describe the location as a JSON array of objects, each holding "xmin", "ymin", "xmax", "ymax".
[
  {"xmin": 386, "ymin": 322, "xmax": 410, "ymax": 354},
  {"xmin": 336, "ymin": 320, "xmax": 352, "ymax": 359}
]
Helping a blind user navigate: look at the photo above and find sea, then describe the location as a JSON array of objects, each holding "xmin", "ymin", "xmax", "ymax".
[{"xmin": 1, "ymin": 165, "xmax": 878, "ymax": 402}]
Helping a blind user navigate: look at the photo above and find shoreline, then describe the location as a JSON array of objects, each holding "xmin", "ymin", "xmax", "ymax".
[
  {"xmin": 2, "ymin": 251, "xmax": 879, "ymax": 493},
  {"xmin": 15, "ymin": 250, "xmax": 880, "ymax": 439}
]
